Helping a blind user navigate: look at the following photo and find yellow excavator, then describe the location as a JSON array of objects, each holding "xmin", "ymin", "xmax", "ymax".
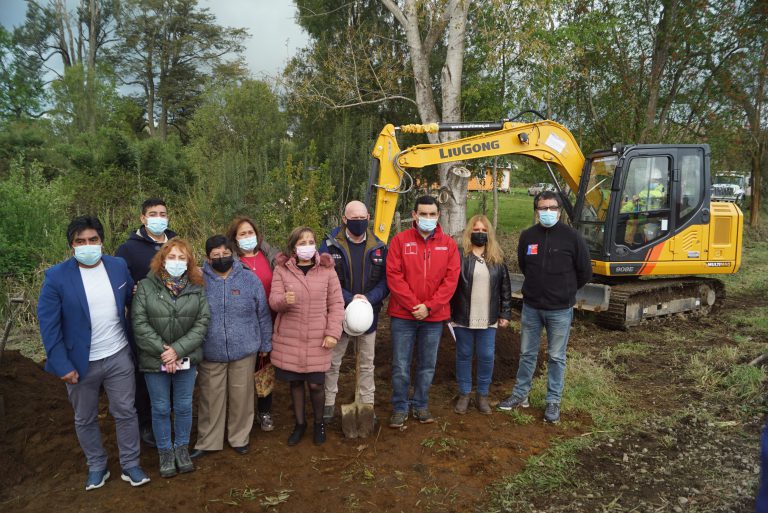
[{"xmin": 366, "ymin": 114, "xmax": 743, "ymax": 329}]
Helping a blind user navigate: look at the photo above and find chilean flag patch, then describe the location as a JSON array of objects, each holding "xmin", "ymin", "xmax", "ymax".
[{"xmin": 527, "ymin": 244, "xmax": 539, "ymax": 255}]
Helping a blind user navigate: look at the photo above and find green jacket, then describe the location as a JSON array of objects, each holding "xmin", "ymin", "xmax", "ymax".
[{"xmin": 132, "ymin": 272, "xmax": 210, "ymax": 373}]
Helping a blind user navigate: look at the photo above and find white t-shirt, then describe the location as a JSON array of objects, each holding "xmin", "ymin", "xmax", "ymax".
[{"xmin": 79, "ymin": 262, "xmax": 129, "ymax": 360}]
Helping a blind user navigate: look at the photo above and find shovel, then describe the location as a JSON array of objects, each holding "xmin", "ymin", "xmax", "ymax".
[{"xmin": 341, "ymin": 338, "xmax": 375, "ymax": 438}]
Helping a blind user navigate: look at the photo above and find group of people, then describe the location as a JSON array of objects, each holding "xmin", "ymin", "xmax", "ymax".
[{"xmin": 38, "ymin": 191, "xmax": 592, "ymax": 492}]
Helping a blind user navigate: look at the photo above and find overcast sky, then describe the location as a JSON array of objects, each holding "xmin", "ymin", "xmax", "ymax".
[{"xmin": 0, "ymin": 0, "xmax": 310, "ymax": 78}]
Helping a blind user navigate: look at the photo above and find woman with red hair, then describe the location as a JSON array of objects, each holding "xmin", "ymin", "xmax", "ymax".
[{"xmin": 132, "ymin": 238, "xmax": 210, "ymax": 478}]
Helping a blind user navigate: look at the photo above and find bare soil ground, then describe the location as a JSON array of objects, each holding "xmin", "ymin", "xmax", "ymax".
[{"xmin": 0, "ymin": 297, "xmax": 764, "ymax": 512}]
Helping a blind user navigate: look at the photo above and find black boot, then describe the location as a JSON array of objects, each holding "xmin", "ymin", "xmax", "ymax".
[
  {"xmin": 313, "ymin": 422, "xmax": 326, "ymax": 446},
  {"xmin": 287, "ymin": 423, "xmax": 306, "ymax": 446}
]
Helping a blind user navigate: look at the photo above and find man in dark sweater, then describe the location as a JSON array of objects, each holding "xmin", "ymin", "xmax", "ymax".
[
  {"xmin": 115, "ymin": 198, "xmax": 177, "ymax": 446},
  {"xmin": 498, "ymin": 191, "xmax": 592, "ymax": 423}
]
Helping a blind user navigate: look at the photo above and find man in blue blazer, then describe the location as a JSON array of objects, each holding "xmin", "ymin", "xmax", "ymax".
[{"xmin": 38, "ymin": 216, "xmax": 150, "ymax": 491}]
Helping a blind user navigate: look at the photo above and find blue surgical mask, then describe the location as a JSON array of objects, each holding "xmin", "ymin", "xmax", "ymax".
[
  {"xmin": 417, "ymin": 217, "xmax": 438, "ymax": 232},
  {"xmin": 146, "ymin": 217, "xmax": 168, "ymax": 236},
  {"xmin": 165, "ymin": 259, "xmax": 187, "ymax": 277},
  {"xmin": 238, "ymin": 235, "xmax": 258, "ymax": 251},
  {"xmin": 539, "ymin": 210, "xmax": 559, "ymax": 228},
  {"xmin": 73, "ymin": 245, "xmax": 102, "ymax": 266}
]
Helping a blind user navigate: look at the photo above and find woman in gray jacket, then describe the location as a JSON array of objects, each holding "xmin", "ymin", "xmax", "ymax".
[{"xmin": 190, "ymin": 235, "xmax": 273, "ymax": 459}]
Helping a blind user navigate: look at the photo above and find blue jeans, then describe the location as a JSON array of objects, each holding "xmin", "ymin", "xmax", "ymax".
[
  {"xmin": 144, "ymin": 367, "xmax": 197, "ymax": 451},
  {"xmin": 454, "ymin": 327, "xmax": 497, "ymax": 395},
  {"xmin": 390, "ymin": 317, "xmax": 443, "ymax": 412},
  {"xmin": 512, "ymin": 304, "xmax": 573, "ymax": 403}
]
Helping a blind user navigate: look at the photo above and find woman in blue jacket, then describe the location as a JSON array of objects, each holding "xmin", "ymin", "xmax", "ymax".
[{"xmin": 190, "ymin": 235, "xmax": 273, "ymax": 459}]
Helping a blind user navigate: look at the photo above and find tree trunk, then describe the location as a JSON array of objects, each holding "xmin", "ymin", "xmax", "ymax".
[
  {"xmin": 383, "ymin": 0, "xmax": 471, "ymax": 236},
  {"xmin": 639, "ymin": 0, "xmax": 679, "ymax": 143},
  {"xmin": 86, "ymin": 0, "xmax": 98, "ymax": 132},
  {"xmin": 146, "ymin": 70, "xmax": 155, "ymax": 136},
  {"xmin": 492, "ymin": 158, "xmax": 499, "ymax": 229},
  {"xmin": 437, "ymin": 0, "xmax": 471, "ymax": 236},
  {"xmin": 751, "ymin": 149, "xmax": 762, "ymax": 227}
]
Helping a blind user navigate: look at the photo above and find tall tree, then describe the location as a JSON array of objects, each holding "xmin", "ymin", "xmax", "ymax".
[
  {"xmin": 381, "ymin": 0, "xmax": 472, "ymax": 236},
  {"xmin": 115, "ymin": 0, "xmax": 248, "ymax": 139},
  {"xmin": 15, "ymin": 0, "xmax": 117, "ymax": 130},
  {"xmin": 0, "ymin": 26, "xmax": 46, "ymax": 120},
  {"xmin": 287, "ymin": 0, "xmax": 473, "ymax": 236},
  {"xmin": 713, "ymin": 0, "xmax": 768, "ymax": 227}
]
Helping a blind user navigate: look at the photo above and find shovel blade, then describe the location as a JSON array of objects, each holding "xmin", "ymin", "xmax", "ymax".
[
  {"xmin": 341, "ymin": 402, "xmax": 359, "ymax": 438},
  {"xmin": 341, "ymin": 403, "xmax": 375, "ymax": 439},
  {"xmin": 356, "ymin": 404, "xmax": 375, "ymax": 438}
]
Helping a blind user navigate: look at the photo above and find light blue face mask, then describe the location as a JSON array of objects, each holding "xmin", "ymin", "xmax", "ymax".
[
  {"xmin": 417, "ymin": 217, "xmax": 438, "ymax": 232},
  {"xmin": 74, "ymin": 244, "xmax": 102, "ymax": 266},
  {"xmin": 238, "ymin": 235, "xmax": 258, "ymax": 252},
  {"xmin": 146, "ymin": 216, "xmax": 168, "ymax": 236},
  {"xmin": 165, "ymin": 259, "xmax": 187, "ymax": 277},
  {"xmin": 538, "ymin": 210, "xmax": 559, "ymax": 228}
]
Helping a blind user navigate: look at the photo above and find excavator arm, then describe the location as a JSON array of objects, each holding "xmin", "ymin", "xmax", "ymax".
[{"xmin": 369, "ymin": 119, "xmax": 588, "ymax": 242}]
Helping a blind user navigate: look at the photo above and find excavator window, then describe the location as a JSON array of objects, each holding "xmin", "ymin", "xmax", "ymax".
[
  {"xmin": 678, "ymin": 151, "xmax": 704, "ymax": 224},
  {"xmin": 616, "ymin": 156, "xmax": 672, "ymax": 249},
  {"xmin": 578, "ymin": 155, "xmax": 619, "ymax": 255}
]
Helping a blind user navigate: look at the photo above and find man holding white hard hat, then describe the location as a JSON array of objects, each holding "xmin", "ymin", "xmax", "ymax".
[{"xmin": 319, "ymin": 201, "xmax": 389, "ymax": 423}]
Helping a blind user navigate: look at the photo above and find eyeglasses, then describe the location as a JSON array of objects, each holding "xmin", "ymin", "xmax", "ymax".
[{"xmin": 536, "ymin": 206, "xmax": 560, "ymax": 212}]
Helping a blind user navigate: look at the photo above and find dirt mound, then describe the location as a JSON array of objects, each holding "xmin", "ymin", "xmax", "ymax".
[{"xmin": 0, "ymin": 351, "xmax": 83, "ymax": 496}]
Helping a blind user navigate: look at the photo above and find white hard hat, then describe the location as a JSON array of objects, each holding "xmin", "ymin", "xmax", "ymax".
[{"xmin": 343, "ymin": 299, "xmax": 374, "ymax": 336}]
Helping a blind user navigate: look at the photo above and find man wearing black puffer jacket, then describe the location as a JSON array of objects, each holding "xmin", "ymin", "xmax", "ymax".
[
  {"xmin": 498, "ymin": 191, "xmax": 592, "ymax": 423},
  {"xmin": 116, "ymin": 198, "xmax": 176, "ymax": 447},
  {"xmin": 319, "ymin": 200, "xmax": 388, "ymax": 424}
]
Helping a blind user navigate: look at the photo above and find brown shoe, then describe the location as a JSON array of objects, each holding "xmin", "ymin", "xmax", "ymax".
[
  {"xmin": 454, "ymin": 394, "xmax": 470, "ymax": 414},
  {"xmin": 476, "ymin": 393, "xmax": 492, "ymax": 415}
]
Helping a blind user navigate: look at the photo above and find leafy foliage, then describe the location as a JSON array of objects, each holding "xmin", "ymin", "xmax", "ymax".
[{"xmin": 0, "ymin": 159, "xmax": 71, "ymax": 276}]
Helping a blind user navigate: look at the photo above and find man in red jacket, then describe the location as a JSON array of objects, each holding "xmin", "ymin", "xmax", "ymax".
[{"xmin": 386, "ymin": 195, "xmax": 460, "ymax": 428}]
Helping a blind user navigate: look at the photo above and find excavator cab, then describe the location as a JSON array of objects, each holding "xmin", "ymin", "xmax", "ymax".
[{"xmin": 575, "ymin": 144, "xmax": 742, "ymax": 280}]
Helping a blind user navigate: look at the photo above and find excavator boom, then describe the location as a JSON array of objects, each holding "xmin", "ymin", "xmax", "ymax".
[{"xmin": 370, "ymin": 120, "xmax": 586, "ymax": 242}]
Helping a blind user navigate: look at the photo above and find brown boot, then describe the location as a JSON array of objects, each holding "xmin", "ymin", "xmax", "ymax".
[
  {"xmin": 454, "ymin": 394, "xmax": 470, "ymax": 414},
  {"xmin": 476, "ymin": 393, "xmax": 492, "ymax": 415}
]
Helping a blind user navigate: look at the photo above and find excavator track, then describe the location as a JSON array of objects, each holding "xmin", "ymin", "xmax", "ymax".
[{"xmin": 596, "ymin": 278, "xmax": 725, "ymax": 330}]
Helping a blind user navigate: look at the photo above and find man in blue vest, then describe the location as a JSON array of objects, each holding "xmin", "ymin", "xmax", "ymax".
[
  {"xmin": 38, "ymin": 216, "xmax": 150, "ymax": 491},
  {"xmin": 319, "ymin": 201, "xmax": 388, "ymax": 423}
]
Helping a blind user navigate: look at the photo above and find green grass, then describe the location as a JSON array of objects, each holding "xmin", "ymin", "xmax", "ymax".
[
  {"xmin": 487, "ymin": 352, "xmax": 629, "ymax": 511},
  {"xmin": 529, "ymin": 350, "xmax": 626, "ymax": 430},
  {"xmin": 727, "ymin": 306, "xmax": 768, "ymax": 337},
  {"xmin": 466, "ymin": 189, "xmax": 535, "ymax": 234},
  {"xmin": 723, "ymin": 364, "xmax": 766, "ymax": 402},
  {"xmin": 489, "ymin": 436, "xmax": 592, "ymax": 513},
  {"xmin": 600, "ymin": 342, "xmax": 651, "ymax": 363},
  {"xmin": 501, "ymin": 409, "xmax": 536, "ymax": 425},
  {"xmin": 688, "ymin": 345, "xmax": 766, "ymax": 407}
]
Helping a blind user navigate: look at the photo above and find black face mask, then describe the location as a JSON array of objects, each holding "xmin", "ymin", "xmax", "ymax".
[
  {"xmin": 470, "ymin": 232, "xmax": 488, "ymax": 247},
  {"xmin": 346, "ymin": 219, "xmax": 368, "ymax": 237},
  {"xmin": 211, "ymin": 256, "xmax": 234, "ymax": 273}
]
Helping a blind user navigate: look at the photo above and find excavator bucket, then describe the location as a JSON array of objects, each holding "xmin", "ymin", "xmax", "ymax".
[{"xmin": 509, "ymin": 274, "xmax": 610, "ymax": 312}]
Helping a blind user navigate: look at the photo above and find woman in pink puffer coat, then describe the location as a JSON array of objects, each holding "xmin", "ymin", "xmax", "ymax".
[{"xmin": 269, "ymin": 226, "xmax": 344, "ymax": 447}]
